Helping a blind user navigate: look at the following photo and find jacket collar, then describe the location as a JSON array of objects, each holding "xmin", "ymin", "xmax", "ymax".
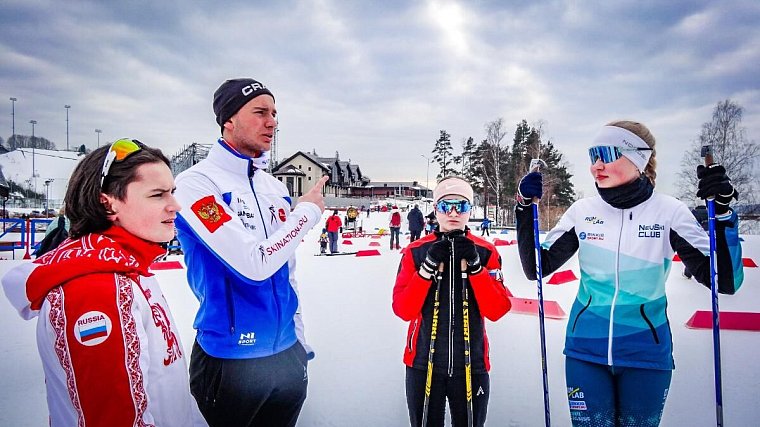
[
  {"xmin": 207, "ymin": 138, "xmax": 270, "ymax": 178},
  {"xmin": 22, "ymin": 226, "xmax": 166, "ymax": 311}
]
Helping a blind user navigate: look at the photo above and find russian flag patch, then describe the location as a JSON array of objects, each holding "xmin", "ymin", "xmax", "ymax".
[{"xmin": 74, "ymin": 311, "xmax": 113, "ymax": 346}]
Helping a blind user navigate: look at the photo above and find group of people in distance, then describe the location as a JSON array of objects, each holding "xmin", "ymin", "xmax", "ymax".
[{"xmin": 1, "ymin": 76, "xmax": 744, "ymax": 427}]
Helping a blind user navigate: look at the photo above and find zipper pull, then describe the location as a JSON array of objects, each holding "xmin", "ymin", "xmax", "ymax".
[{"xmin": 629, "ymin": 212, "xmax": 633, "ymax": 220}]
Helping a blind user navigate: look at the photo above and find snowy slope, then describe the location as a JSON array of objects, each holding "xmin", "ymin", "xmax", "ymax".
[
  {"xmin": 0, "ymin": 210, "xmax": 758, "ymax": 426},
  {"xmin": 0, "ymin": 148, "xmax": 83, "ymax": 200}
]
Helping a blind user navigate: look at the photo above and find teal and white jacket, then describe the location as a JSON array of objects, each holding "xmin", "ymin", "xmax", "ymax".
[
  {"xmin": 174, "ymin": 139, "xmax": 321, "ymax": 359},
  {"xmin": 516, "ymin": 192, "xmax": 743, "ymax": 370}
]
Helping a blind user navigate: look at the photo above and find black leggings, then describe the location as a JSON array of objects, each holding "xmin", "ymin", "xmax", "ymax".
[
  {"xmin": 190, "ymin": 340, "xmax": 308, "ymax": 427},
  {"xmin": 405, "ymin": 367, "xmax": 490, "ymax": 427}
]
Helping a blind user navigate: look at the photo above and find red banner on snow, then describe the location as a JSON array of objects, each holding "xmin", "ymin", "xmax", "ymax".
[
  {"xmin": 508, "ymin": 297, "xmax": 567, "ymax": 319},
  {"xmin": 547, "ymin": 270, "xmax": 578, "ymax": 285},
  {"xmin": 356, "ymin": 250, "xmax": 381, "ymax": 257},
  {"xmin": 149, "ymin": 261, "xmax": 183, "ymax": 270},
  {"xmin": 686, "ymin": 311, "xmax": 760, "ymax": 331}
]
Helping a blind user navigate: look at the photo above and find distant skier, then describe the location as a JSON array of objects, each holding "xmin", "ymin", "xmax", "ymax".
[
  {"xmin": 425, "ymin": 211, "xmax": 438, "ymax": 235},
  {"xmin": 319, "ymin": 228, "xmax": 328, "ymax": 254},
  {"xmin": 407, "ymin": 204, "xmax": 425, "ymax": 242},
  {"xmin": 515, "ymin": 120, "xmax": 744, "ymax": 426},
  {"xmin": 479, "ymin": 217, "xmax": 491, "ymax": 237},
  {"xmin": 392, "ymin": 176, "xmax": 511, "ymax": 427},
  {"xmin": 326, "ymin": 210, "xmax": 343, "ymax": 254},
  {"xmin": 389, "ymin": 208, "xmax": 402, "ymax": 250}
]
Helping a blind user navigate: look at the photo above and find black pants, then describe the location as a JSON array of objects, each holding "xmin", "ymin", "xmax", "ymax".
[
  {"xmin": 190, "ymin": 340, "xmax": 308, "ymax": 427},
  {"xmin": 410, "ymin": 230, "xmax": 422, "ymax": 242},
  {"xmin": 405, "ymin": 367, "xmax": 490, "ymax": 427}
]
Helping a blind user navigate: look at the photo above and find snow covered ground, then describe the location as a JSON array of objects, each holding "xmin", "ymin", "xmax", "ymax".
[{"xmin": 1, "ymin": 209, "xmax": 758, "ymax": 426}]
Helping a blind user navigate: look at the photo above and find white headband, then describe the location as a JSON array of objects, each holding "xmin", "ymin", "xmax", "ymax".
[{"xmin": 591, "ymin": 126, "xmax": 652, "ymax": 172}]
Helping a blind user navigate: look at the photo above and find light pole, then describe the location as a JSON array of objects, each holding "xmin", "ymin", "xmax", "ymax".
[
  {"xmin": 420, "ymin": 154, "xmax": 431, "ymax": 199},
  {"xmin": 10, "ymin": 97, "xmax": 17, "ymax": 145},
  {"xmin": 95, "ymin": 128, "xmax": 102, "ymax": 148},
  {"xmin": 30, "ymin": 120, "xmax": 37, "ymax": 194},
  {"xmin": 44, "ymin": 179, "xmax": 54, "ymax": 217},
  {"xmin": 64, "ymin": 105, "xmax": 71, "ymax": 150}
]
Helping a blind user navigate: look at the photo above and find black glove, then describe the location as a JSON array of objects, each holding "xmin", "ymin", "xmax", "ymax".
[
  {"xmin": 452, "ymin": 235, "xmax": 482, "ymax": 275},
  {"xmin": 420, "ymin": 239, "xmax": 450, "ymax": 279},
  {"xmin": 696, "ymin": 164, "xmax": 738, "ymax": 215},
  {"xmin": 518, "ymin": 172, "xmax": 543, "ymax": 204}
]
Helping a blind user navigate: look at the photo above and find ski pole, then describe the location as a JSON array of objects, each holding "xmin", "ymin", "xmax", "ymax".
[
  {"xmin": 529, "ymin": 158, "xmax": 551, "ymax": 427},
  {"xmin": 701, "ymin": 145, "xmax": 723, "ymax": 427},
  {"xmin": 461, "ymin": 259, "xmax": 474, "ymax": 427},
  {"xmin": 422, "ymin": 263, "xmax": 445, "ymax": 427}
]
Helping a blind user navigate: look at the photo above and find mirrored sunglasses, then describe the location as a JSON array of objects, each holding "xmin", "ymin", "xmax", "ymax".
[
  {"xmin": 435, "ymin": 199, "xmax": 472, "ymax": 214},
  {"xmin": 588, "ymin": 145, "xmax": 652, "ymax": 164},
  {"xmin": 100, "ymin": 138, "xmax": 143, "ymax": 189}
]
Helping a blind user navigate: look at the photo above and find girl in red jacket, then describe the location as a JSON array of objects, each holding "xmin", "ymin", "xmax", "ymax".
[
  {"xmin": 2, "ymin": 139, "xmax": 204, "ymax": 427},
  {"xmin": 392, "ymin": 176, "xmax": 511, "ymax": 427}
]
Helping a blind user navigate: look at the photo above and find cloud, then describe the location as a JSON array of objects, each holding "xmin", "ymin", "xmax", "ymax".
[{"xmin": 1, "ymin": 0, "xmax": 758, "ymax": 199}]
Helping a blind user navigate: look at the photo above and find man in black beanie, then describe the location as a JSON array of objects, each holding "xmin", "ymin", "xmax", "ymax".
[{"xmin": 174, "ymin": 79, "xmax": 329, "ymax": 427}]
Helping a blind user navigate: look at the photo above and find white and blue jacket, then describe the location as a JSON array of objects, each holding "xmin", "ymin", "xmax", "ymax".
[
  {"xmin": 174, "ymin": 139, "xmax": 321, "ymax": 359},
  {"xmin": 516, "ymin": 192, "xmax": 743, "ymax": 370}
]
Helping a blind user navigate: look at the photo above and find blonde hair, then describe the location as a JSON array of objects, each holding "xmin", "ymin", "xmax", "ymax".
[{"xmin": 607, "ymin": 120, "xmax": 657, "ymax": 186}]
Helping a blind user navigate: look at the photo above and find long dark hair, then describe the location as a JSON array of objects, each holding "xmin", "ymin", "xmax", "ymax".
[{"xmin": 64, "ymin": 141, "xmax": 170, "ymax": 238}]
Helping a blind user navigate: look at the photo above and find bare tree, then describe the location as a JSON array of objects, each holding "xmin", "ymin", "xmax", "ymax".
[
  {"xmin": 481, "ymin": 118, "xmax": 507, "ymax": 225},
  {"xmin": 677, "ymin": 99, "xmax": 759, "ymax": 212}
]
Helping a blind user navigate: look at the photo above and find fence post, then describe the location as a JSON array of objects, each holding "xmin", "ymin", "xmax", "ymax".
[{"xmin": 23, "ymin": 218, "xmax": 31, "ymax": 260}]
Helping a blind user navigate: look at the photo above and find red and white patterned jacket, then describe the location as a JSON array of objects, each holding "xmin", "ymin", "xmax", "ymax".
[{"xmin": 1, "ymin": 226, "xmax": 205, "ymax": 427}]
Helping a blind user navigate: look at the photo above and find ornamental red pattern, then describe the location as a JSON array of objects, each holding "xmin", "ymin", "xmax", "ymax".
[
  {"xmin": 47, "ymin": 288, "xmax": 86, "ymax": 427},
  {"xmin": 135, "ymin": 280, "xmax": 182, "ymax": 366},
  {"xmin": 115, "ymin": 275, "xmax": 154, "ymax": 427}
]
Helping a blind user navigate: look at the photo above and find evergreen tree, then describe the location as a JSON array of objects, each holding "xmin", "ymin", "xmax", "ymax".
[
  {"xmin": 505, "ymin": 120, "xmax": 532, "ymax": 198},
  {"xmin": 432, "ymin": 130, "xmax": 453, "ymax": 179},
  {"xmin": 461, "ymin": 136, "xmax": 482, "ymax": 194}
]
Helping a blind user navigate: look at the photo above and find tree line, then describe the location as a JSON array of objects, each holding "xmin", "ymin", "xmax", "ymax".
[
  {"xmin": 431, "ymin": 118, "xmax": 575, "ymax": 227},
  {"xmin": 429, "ymin": 99, "xmax": 758, "ymax": 230}
]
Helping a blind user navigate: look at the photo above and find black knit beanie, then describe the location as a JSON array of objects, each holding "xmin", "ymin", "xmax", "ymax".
[{"xmin": 213, "ymin": 78, "xmax": 274, "ymax": 132}]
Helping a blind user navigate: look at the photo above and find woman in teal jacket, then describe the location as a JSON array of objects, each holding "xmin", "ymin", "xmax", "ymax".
[{"xmin": 516, "ymin": 120, "xmax": 743, "ymax": 426}]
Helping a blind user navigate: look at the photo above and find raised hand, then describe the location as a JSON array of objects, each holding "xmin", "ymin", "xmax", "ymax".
[
  {"xmin": 518, "ymin": 172, "xmax": 543, "ymax": 203},
  {"xmin": 298, "ymin": 175, "xmax": 329, "ymax": 212},
  {"xmin": 696, "ymin": 164, "xmax": 737, "ymax": 215}
]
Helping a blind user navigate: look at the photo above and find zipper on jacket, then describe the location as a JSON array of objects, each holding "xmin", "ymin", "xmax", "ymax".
[
  {"xmin": 225, "ymin": 278, "xmax": 236, "ymax": 334},
  {"xmin": 408, "ymin": 318, "xmax": 419, "ymax": 351},
  {"xmin": 248, "ymin": 166, "xmax": 270, "ymax": 239},
  {"xmin": 608, "ymin": 209, "xmax": 624, "ymax": 365},
  {"xmin": 448, "ymin": 239, "xmax": 455, "ymax": 377}
]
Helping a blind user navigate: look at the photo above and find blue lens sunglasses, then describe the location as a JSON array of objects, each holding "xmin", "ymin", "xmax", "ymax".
[
  {"xmin": 435, "ymin": 199, "xmax": 472, "ymax": 214},
  {"xmin": 588, "ymin": 145, "xmax": 652, "ymax": 164}
]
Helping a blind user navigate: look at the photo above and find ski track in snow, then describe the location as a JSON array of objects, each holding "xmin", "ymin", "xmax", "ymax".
[{"xmin": 1, "ymin": 206, "xmax": 759, "ymax": 426}]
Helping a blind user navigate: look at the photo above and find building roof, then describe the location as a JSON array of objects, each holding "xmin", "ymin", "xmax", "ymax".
[
  {"xmin": 274, "ymin": 151, "xmax": 331, "ymax": 173},
  {"xmin": 272, "ymin": 164, "xmax": 306, "ymax": 176}
]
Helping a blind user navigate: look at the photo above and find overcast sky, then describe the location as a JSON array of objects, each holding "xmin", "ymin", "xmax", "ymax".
[{"xmin": 1, "ymin": 0, "xmax": 759, "ymax": 198}]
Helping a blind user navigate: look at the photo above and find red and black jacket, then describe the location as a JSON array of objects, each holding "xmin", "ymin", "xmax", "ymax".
[{"xmin": 392, "ymin": 229, "xmax": 511, "ymax": 375}]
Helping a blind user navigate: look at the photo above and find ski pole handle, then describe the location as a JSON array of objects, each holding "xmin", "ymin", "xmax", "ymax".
[
  {"xmin": 701, "ymin": 145, "xmax": 714, "ymax": 167},
  {"xmin": 528, "ymin": 159, "xmax": 547, "ymax": 204}
]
